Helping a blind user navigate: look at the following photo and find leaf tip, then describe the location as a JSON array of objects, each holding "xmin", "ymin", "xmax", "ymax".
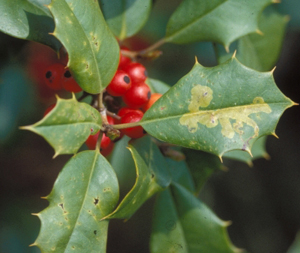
[
  {"xmin": 231, "ymin": 50, "xmax": 237, "ymax": 59},
  {"xmin": 225, "ymin": 45, "xmax": 230, "ymax": 53},
  {"xmin": 272, "ymin": 0, "xmax": 281, "ymax": 3},
  {"xmin": 270, "ymin": 66, "xmax": 276, "ymax": 74},
  {"xmin": 40, "ymin": 196, "xmax": 48, "ymax": 200},
  {"xmin": 194, "ymin": 56, "xmax": 199, "ymax": 65},
  {"xmin": 29, "ymin": 242, "xmax": 37, "ymax": 247},
  {"xmin": 19, "ymin": 125, "xmax": 30, "ymax": 131},
  {"xmin": 256, "ymin": 29, "xmax": 264, "ymax": 36},
  {"xmin": 31, "ymin": 213, "xmax": 40, "ymax": 217},
  {"xmin": 263, "ymin": 152, "xmax": 271, "ymax": 160},
  {"xmin": 218, "ymin": 155, "xmax": 223, "ymax": 163},
  {"xmin": 53, "ymin": 152, "xmax": 60, "ymax": 159},
  {"xmin": 224, "ymin": 220, "xmax": 232, "ymax": 227},
  {"xmin": 271, "ymin": 132, "xmax": 279, "ymax": 139},
  {"xmin": 244, "ymin": 147, "xmax": 253, "ymax": 157}
]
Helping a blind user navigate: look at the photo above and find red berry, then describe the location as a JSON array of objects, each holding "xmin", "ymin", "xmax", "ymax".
[
  {"xmin": 106, "ymin": 70, "xmax": 131, "ymax": 96},
  {"xmin": 142, "ymin": 93, "xmax": 162, "ymax": 112},
  {"xmin": 85, "ymin": 132, "xmax": 111, "ymax": 150},
  {"xmin": 62, "ymin": 69, "xmax": 82, "ymax": 93},
  {"xmin": 119, "ymin": 48, "xmax": 131, "ymax": 69},
  {"xmin": 120, "ymin": 110, "xmax": 145, "ymax": 139},
  {"xmin": 121, "ymin": 62, "xmax": 147, "ymax": 84},
  {"xmin": 101, "ymin": 142, "xmax": 115, "ymax": 156},
  {"xmin": 44, "ymin": 63, "xmax": 65, "ymax": 90},
  {"xmin": 44, "ymin": 103, "xmax": 56, "ymax": 117},
  {"xmin": 123, "ymin": 82, "xmax": 151, "ymax": 108}
]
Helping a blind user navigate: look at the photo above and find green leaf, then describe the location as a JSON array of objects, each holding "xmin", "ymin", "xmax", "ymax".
[
  {"xmin": 146, "ymin": 77, "xmax": 171, "ymax": 94},
  {"xmin": 22, "ymin": 95, "xmax": 102, "ymax": 157},
  {"xmin": 171, "ymin": 183, "xmax": 240, "ymax": 253},
  {"xmin": 216, "ymin": 5, "xmax": 289, "ymax": 71},
  {"xmin": 165, "ymin": 0, "xmax": 274, "ymax": 48},
  {"xmin": 183, "ymin": 149, "xmax": 222, "ymax": 192},
  {"xmin": 33, "ymin": 151, "xmax": 119, "ymax": 253},
  {"xmin": 150, "ymin": 189, "xmax": 188, "ymax": 253},
  {"xmin": 0, "ymin": 0, "xmax": 61, "ymax": 51},
  {"xmin": 48, "ymin": 0, "xmax": 120, "ymax": 94},
  {"xmin": 166, "ymin": 158, "xmax": 195, "ymax": 193},
  {"xmin": 99, "ymin": 0, "xmax": 152, "ymax": 40},
  {"xmin": 141, "ymin": 57, "xmax": 295, "ymax": 158},
  {"xmin": 103, "ymin": 135, "xmax": 171, "ymax": 220},
  {"xmin": 150, "ymin": 184, "xmax": 240, "ymax": 253},
  {"xmin": 223, "ymin": 136, "xmax": 269, "ymax": 166}
]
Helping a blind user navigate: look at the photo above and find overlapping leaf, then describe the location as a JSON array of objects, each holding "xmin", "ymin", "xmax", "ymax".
[
  {"xmin": 150, "ymin": 184, "xmax": 240, "ymax": 253},
  {"xmin": 165, "ymin": 0, "xmax": 274, "ymax": 48},
  {"xmin": 146, "ymin": 77, "xmax": 171, "ymax": 94},
  {"xmin": 33, "ymin": 151, "xmax": 119, "ymax": 253},
  {"xmin": 21, "ymin": 96, "xmax": 102, "ymax": 157},
  {"xmin": 48, "ymin": 0, "xmax": 120, "ymax": 94},
  {"xmin": 99, "ymin": 0, "xmax": 152, "ymax": 40},
  {"xmin": 141, "ymin": 57, "xmax": 295, "ymax": 158},
  {"xmin": 183, "ymin": 149, "xmax": 222, "ymax": 192},
  {"xmin": 216, "ymin": 5, "xmax": 288, "ymax": 71},
  {"xmin": 0, "ymin": 0, "xmax": 60, "ymax": 50},
  {"xmin": 223, "ymin": 136, "xmax": 269, "ymax": 166},
  {"xmin": 103, "ymin": 135, "xmax": 171, "ymax": 220}
]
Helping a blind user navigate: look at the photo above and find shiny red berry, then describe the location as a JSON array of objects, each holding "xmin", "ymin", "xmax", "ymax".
[
  {"xmin": 106, "ymin": 70, "xmax": 131, "ymax": 96},
  {"xmin": 44, "ymin": 63, "xmax": 65, "ymax": 90},
  {"xmin": 121, "ymin": 62, "xmax": 147, "ymax": 84},
  {"xmin": 123, "ymin": 82, "xmax": 151, "ymax": 108},
  {"xmin": 120, "ymin": 110, "xmax": 145, "ymax": 139},
  {"xmin": 119, "ymin": 48, "xmax": 131, "ymax": 69},
  {"xmin": 101, "ymin": 142, "xmax": 115, "ymax": 156},
  {"xmin": 85, "ymin": 132, "xmax": 111, "ymax": 150},
  {"xmin": 62, "ymin": 69, "xmax": 82, "ymax": 93}
]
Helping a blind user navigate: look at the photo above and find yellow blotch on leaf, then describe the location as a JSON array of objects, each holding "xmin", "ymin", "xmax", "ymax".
[{"xmin": 180, "ymin": 84, "xmax": 272, "ymax": 139}]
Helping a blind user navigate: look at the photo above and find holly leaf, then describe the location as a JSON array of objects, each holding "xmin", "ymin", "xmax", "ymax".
[
  {"xmin": 21, "ymin": 95, "xmax": 102, "ymax": 157},
  {"xmin": 216, "ymin": 5, "xmax": 288, "ymax": 71},
  {"xmin": 183, "ymin": 149, "xmax": 222, "ymax": 192},
  {"xmin": 141, "ymin": 56, "xmax": 295, "ymax": 159},
  {"xmin": 0, "ymin": 0, "xmax": 61, "ymax": 51},
  {"xmin": 48, "ymin": 0, "xmax": 120, "ymax": 94},
  {"xmin": 223, "ymin": 136, "xmax": 269, "ymax": 166},
  {"xmin": 103, "ymin": 135, "xmax": 171, "ymax": 220},
  {"xmin": 33, "ymin": 151, "xmax": 119, "ymax": 253},
  {"xmin": 166, "ymin": 158, "xmax": 195, "ymax": 193},
  {"xmin": 99, "ymin": 0, "xmax": 152, "ymax": 40},
  {"xmin": 150, "ymin": 184, "xmax": 241, "ymax": 253},
  {"xmin": 165, "ymin": 0, "xmax": 274, "ymax": 48}
]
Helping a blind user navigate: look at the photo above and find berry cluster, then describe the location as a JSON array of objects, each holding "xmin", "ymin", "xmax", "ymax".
[
  {"xmin": 85, "ymin": 48, "xmax": 162, "ymax": 156},
  {"xmin": 34, "ymin": 43, "xmax": 162, "ymax": 157}
]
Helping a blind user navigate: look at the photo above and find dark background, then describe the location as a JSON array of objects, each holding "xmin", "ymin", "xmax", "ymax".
[{"xmin": 1, "ymin": 0, "xmax": 300, "ymax": 252}]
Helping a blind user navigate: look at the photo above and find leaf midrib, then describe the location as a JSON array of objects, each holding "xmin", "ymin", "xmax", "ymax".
[
  {"xmin": 165, "ymin": 0, "xmax": 227, "ymax": 42},
  {"xmin": 141, "ymin": 101, "xmax": 290, "ymax": 126},
  {"xmin": 65, "ymin": 151, "xmax": 99, "ymax": 251}
]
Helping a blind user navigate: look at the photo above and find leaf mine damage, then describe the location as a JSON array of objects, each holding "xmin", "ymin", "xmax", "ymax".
[{"xmin": 179, "ymin": 85, "xmax": 272, "ymax": 139}]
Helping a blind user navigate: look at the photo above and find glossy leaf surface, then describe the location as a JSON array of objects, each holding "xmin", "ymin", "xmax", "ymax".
[
  {"xmin": 34, "ymin": 151, "xmax": 119, "ymax": 253},
  {"xmin": 0, "ymin": 0, "xmax": 60, "ymax": 51},
  {"xmin": 150, "ymin": 184, "xmax": 240, "ymax": 253},
  {"xmin": 103, "ymin": 136, "xmax": 171, "ymax": 220},
  {"xmin": 48, "ymin": 0, "xmax": 120, "ymax": 94},
  {"xmin": 22, "ymin": 96, "xmax": 102, "ymax": 157},
  {"xmin": 216, "ymin": 5, "xmax": 288, "ymax": 71},
  {"xmin": 99, "ymin": 0, "xmax": 152, "ymax": 40},
  {"xmin": 165, "ymin": 0, "xmax": 273, "ymax": 48},
  {"xmin": 141, "ymin": 57, "xmax": 294, "ymax": 158}
]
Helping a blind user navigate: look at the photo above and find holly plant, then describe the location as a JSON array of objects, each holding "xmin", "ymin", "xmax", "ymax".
[{"xmin": 0, "ymin": 0, "xmax": 296, "ymax": 252}]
